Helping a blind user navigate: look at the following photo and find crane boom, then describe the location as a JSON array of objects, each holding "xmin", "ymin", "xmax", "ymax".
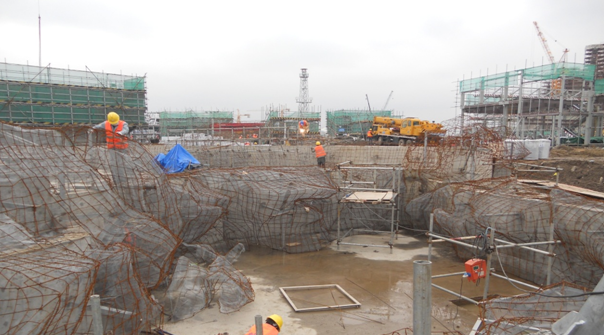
[
  {"xmin": 533, "ymin": 21, "xmax": 555, "ymax": 64},
  {"xmin": 382, "ymin": 91, "xmax": 393, "ymax": 110}
]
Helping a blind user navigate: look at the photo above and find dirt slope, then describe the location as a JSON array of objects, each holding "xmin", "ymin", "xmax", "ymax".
[{"xmin": 516, "ymin": 146, "xmax": 604, "ymax": 193}]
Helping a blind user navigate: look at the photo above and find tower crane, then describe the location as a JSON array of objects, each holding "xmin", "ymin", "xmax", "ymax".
[
  {"xmin": 533, "ymin": 21, "xmax": 555, "ymax": 64},
  {"xmin": 236, "ymin": 109, "xmax": 250, "ymax": 123},
  {"xmin": 382, "ymin": 91, "xmax": 394, "ymax": 111},
  {"xmin": 533, "ymin": 21, "xmax": 569, "ymax": 95}
]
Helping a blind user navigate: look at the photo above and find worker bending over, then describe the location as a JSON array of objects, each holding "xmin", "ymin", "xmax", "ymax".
[
  {"xmin": 93, "ymin": 112, "xmax": 129, "ymax": 149},
  {"xmin": 245, "ymin": 314, "xmax": 283, "ymax": 335},
  {"xmin": 313, "ymin": 141, "xmax": 326, "ymax": 168}
]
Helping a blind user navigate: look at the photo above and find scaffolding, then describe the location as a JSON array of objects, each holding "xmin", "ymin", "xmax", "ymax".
[
  {"xmin": 458, "ymin": 62, "xmax": 601, "ymax": 145},
  {"xmin": 427, "ymin": 213, "xmax": 560, "ymax": 305},
  {"xmin": 159, "ymin": 110, "xmax": 233, "ymax": 137},
  {"xmin": 0, "ymin": 62, "xmax": 146, "ymax": 125},
  {"xmin": 336, "ymin": 163, "xmax": 401, "ymax": 254}
]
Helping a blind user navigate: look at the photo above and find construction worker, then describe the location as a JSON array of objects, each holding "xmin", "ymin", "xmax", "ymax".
[
  {"xmin": 367, "ymin": 129, "xmax": 373, "ymax": 140},
  {"xmin": 245, "ymin": 314, "xmax": 283, "ymax": 335},
  {"xmin": 93, "ymin": 112, "xmax": 129, "ymax": 149},
  {"xmin": 313, "ymin": 141, "xmax": 326, "ymax": 168}
]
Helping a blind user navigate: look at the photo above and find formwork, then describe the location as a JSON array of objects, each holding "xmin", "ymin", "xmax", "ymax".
[{"xmin": 0, "ymin": 62, "xmax": 146, "ymax": 125}]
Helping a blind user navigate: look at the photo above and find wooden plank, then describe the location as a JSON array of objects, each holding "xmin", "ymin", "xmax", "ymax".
[
  {"xmin": 342, "ymin": 191, "xmax": 394, "ymax": 203},
  {"xmin": 518, "ymin": 179, "xmax": 604, "ymax": 199}
]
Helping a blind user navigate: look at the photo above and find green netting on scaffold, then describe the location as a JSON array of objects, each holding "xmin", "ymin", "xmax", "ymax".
[
  {"xmin": 523, "ymin": 63, "xmax": 595, "ymax": 81},
  {"xmin": 0, "ymin": 62, "xmax": 145, "ymax": 90},
  {"xmin": 596, "ymin": 79, "xmax": 604, "ymax": 95}
]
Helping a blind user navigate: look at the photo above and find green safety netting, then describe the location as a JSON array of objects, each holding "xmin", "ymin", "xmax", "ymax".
[
  {"xmin": 460, "ymin": 71, "xmax": 520, "ymax": 93},
  {"xmin": 523, "ymin": 63, "xmax": 595, "ymax": 82},
  {"xmin": 459, "ymin": 63, "xmax": 596, "ymax": 93},
  {"xmin": 328, "ymin": 110, "xmax": 392, "ymax": 134},
  {"xmin": 159, "ymin": 111, "xmax": 233, "ymax": 119},
  {"xmin": 0, "ymin": 62, "xmax": 145, "ymax": 90},
  {"xmin": 266, "ymin": 111, "xmax": 320, "ymax": 119},
  {"xmin": 0, "ymin": 104, "xmax": 146, "ymax": 125},
  {"xmin": 596, "ymin": 79, "xmax": 604, "ymax": 95},
  {"xmin": 0, "ymin": 83, "xmax": 145, "ymax": 108}
]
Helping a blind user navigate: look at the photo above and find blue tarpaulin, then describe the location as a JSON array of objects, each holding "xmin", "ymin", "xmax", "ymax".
[{"xmin": 154, "ymin": 144, "xmax": 200, "ymax": 173}]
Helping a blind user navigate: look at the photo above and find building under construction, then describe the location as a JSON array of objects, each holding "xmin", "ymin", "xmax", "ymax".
[
  {"xmin": 0, "ymin": 62, "xmax": 147, "ymax": 126},
  {"xmin": 459, "ymin": 44, "xmax": 604, "ymax": 145}
]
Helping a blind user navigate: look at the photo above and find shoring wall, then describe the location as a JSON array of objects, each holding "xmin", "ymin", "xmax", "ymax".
[{"xmin": 10, "ymin": 121, "xmax": 604, "ymax": 334}]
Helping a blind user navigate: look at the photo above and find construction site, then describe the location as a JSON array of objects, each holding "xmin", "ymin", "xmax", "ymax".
[{"xmin": 2, "ymin": 36, "xmax": 604, "ymax": 335}]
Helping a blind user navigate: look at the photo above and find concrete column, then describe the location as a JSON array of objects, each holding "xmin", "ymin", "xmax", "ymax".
[
  {"xmin": 518, "ymin": 71, "xmax": 525, "ymax": 138},
  {"xmin": 585, "ymin": 89, "xmax": 595, "ymax": 146},
  {"xmin": 413, "ymin": 260, "xmax": 432, "ymax": 335},
  {"xmin": 91, "ymin": 295, "xmax": 103, "ymax": 335},
  {"xmin": 556, "ymin": 76, "xmax": 566, "ymax": 146}
]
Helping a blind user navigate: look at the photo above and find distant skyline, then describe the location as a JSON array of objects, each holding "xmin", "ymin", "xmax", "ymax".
[{"xmin": 2, "ymin": 0, "xmax": 603, "ymax": 122}]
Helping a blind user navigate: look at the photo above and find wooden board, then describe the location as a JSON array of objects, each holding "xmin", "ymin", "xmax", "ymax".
[
  {"xmin": 342, "ymin": 191, "xmax": 395, "ymax": 203},
  {"xmin": 518, "ymin": 179, "xmax": 604, "ymax": 200}
]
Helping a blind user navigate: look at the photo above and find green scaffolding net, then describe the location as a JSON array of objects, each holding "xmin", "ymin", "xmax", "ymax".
[
  {"xmin": 523, "ymin": 63, "xmax": 595, "ymax": 82},
  {"xmin": 596, "ymin": 79, "xmax": 604, "ymax": 95},
  {"xmin": 0, "ymin": 62, "xmax": 145, "ymax": 90},
  {"xmin": 460, "ymin": 71, "xmax": 520, "ymax": 93},
  {"xmin": 460, "ymin": 63, "xmax": 596, "ymax": 93}
]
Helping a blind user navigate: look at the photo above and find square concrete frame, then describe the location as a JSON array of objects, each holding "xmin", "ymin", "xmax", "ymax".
[{"xmin": 279, "ymin": 284, "xmax": 361, "ymax": 312}]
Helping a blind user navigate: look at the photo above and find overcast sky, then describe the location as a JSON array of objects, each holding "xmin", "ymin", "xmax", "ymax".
[{"xmin": 2, "ymin": 0, "xmax": 603, "ymax": 122}]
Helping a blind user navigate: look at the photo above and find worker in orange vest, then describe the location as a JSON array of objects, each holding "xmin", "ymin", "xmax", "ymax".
[
  {"xmin": 93, "ymin": 112, "xmax": 129, "ymax": 149},
  {"xmin": 313, "ymin": 141, "xmax": 326, "ymax": 168},
  {"xmin": 366, "ymin": 129, "xmax": 373, "ymax": 141},
  {"xmin": 245, "ymin": 314, "xmax": 283, "ymax": 335}
]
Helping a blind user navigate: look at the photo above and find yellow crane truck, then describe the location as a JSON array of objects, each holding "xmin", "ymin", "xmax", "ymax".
[{"xmin": 368, "ymin": 116, "xmax": 446, "ymax": 145}]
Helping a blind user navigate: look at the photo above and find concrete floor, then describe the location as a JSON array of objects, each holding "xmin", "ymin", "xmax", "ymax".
[{"xmin": 163, "ymin": 233, "xmax": 528, "ymax": 335}]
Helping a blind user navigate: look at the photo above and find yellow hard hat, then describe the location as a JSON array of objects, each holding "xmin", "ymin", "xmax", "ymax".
[
  {"xmin": 267, "ymin": 314, "xmax": 283, "ymax": 331},
  {"xmin": 107, "ymin": 112, "xmax": 120, "ymax": 125},
  {"xmin": 316, "ymin": 141, "xmax": 321, "ymax": 146}
]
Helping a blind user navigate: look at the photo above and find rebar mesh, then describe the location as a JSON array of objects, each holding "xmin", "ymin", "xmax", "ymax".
[
  {"xmin": 0, "ymin": 123, "xmax": 254, "ymax": 334},
  {"xmin": 1, "ymin": 119, "xmax": 603, "ymax": 334}
]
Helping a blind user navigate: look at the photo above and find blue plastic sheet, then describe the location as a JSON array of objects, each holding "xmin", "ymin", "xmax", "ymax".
[{"xmin": 154, "ymin": 144, "xmax": 200, "ymax": 174}]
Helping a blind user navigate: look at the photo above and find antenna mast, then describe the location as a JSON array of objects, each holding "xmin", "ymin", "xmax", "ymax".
[{"xmin": 296, "ymin": 68, "xmax": 312, "ymax": 116}]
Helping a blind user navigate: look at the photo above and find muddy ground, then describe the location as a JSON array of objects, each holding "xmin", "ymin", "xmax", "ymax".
[
  {"xmin": 163, "ymin": 234, "xmax": 528, "ymax": 335},
  {"xmin": 516, "ymin": 145, "xmax": 604, "ymax": 193}
]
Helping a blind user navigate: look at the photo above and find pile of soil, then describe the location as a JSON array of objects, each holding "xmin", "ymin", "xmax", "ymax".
[{"xmin": 516, "ymin": 146, "xmax": 604, "ymax": 193}]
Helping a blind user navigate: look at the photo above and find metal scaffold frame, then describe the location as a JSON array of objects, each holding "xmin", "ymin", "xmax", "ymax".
[
  {"xmin": 336, "ymin": 162, "xmax": 401, "ymax": 254},
  {"xmin": 426, "ymin": 213, "xmax": 561, "ymax": 305}
]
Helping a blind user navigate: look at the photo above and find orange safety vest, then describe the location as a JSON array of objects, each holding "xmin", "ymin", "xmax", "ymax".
[
  {"xmin": 367, "ymin": 130, "xmax": 373, "ymax": 137},
  {"xmin": 245, "ymin": 324, "xmax": 279, "ymax": 335},
  {"xmin": 105, "ymin": 121, "xmax": 128, "ymax": 149},
  {"xmin": 315, "ymin": 145, "xmax": 326, "ymax": 158}
]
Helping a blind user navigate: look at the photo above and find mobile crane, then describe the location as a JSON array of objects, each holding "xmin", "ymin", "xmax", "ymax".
[{"xmin": 368, "ymin": 116, "xmax": 446, "ymax": 145}]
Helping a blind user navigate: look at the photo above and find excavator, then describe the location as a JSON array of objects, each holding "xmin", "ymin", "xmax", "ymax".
[{"xmin": 368, "ymin": 116, "xmax": 446, "ymax": 145}]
